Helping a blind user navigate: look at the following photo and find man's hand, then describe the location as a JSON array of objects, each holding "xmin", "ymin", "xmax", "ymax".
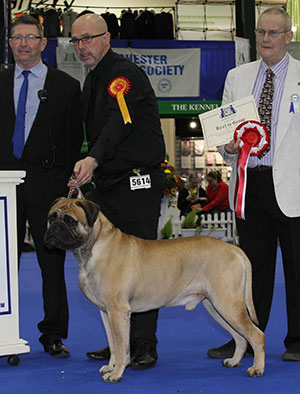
[
  {"xmin": 68, "ymin": 156, "xmax": 98, "ymax": 187},
  {"xmin": 225, "ymin": 138, "xmax": 240, "ymax": 154}
]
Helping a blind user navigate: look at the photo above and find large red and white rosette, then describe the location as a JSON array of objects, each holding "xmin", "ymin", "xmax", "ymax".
[{"xmin": 234, "ymin": 120, "xmax": 270, "ymax": 219}]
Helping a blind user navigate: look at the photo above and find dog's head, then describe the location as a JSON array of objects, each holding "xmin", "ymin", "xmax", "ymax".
[{"xmin": 44, "ymin": 197, "xmax": 100, "ymax": 250}]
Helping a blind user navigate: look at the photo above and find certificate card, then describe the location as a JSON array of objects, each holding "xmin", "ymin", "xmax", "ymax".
[{"xmin": 198, "ymin": 96, "xmax": 259, "ymax": 148}]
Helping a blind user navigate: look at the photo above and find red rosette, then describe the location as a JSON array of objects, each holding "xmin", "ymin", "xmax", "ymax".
[
  {"xmin": 108, "ymin": 77, "xmax": 131, "ymax": 98},
  {"xmin": 234, "ymin": 120, "xmax": 270, "ymax": 157},
  {"xmin": 108, "ymin": 77, "xmax": 132, "ymax": 124},
  {"xmin": 233, "ymin": 120, "xmax": 270, "ymax": 219}
]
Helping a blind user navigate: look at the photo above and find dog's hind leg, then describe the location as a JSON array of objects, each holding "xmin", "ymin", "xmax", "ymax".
[
  {"xmin": 100, "ymin": 305, "xmax": 131, "ymax": 383},
  {"xmin": 203, "ymin": 298, "xmax": 265, "ymax": 377},
  {"xmin": 202, "ymin": 299, "xmax": 247, "ymax": 367}
]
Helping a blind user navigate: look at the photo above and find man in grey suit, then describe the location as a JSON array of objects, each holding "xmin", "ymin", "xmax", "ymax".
[
  {"xmin": 0, "ymin": 15, "xmax": 83, "ymax": 357},
  {"xmin": 208, "ymin": 7, "xmax": 300, "ymax": 361}
]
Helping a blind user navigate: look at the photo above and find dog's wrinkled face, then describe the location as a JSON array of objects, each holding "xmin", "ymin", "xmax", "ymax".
[{"xmin": 44, "ymin": 197, "xmax": 100, "ymax": 250}]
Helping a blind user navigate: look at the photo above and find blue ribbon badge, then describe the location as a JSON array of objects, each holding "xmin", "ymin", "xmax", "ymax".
[{"xmin": 290, "ymin": 94, "xmax": 299, "ymax": 113}]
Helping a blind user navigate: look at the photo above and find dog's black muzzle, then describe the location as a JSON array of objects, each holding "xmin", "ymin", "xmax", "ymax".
[{"xmin": 44, "ymin": 220, "xmax": 84, "ymax": 250}]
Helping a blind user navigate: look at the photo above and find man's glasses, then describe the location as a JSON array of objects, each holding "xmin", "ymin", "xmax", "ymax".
[
  {"xmin": 254, "ymin": 29, "xmax": 289, "ymax": 38},
  {"xmin": 11, "ymin": 35, "xmax": 42, "ymax": 43},
  {"xmin": 69, "ymin": 33, "xmax": 107, "ymax": 46}
]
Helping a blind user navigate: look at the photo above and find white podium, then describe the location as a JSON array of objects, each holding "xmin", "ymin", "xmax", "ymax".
[{"xmin": 0, "ymin": 171, "xmax": 30, "ymax": 361}]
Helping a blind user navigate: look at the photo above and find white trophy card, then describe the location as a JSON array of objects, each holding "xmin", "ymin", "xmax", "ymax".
[{"xmin": 199, "ymin": 96, "xmax": 259, "ymax": 148}]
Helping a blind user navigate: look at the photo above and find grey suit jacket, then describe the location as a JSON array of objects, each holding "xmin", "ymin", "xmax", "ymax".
[{"xmin": 218, "ymin": 54, "xmax": 300, "ymax": 217}]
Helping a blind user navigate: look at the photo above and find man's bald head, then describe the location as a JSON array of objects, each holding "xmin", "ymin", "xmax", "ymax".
[
  {"xmin": 73, "ymin": 13, "xmax": 108, "ymax": 34},
  {"xmin": 71, "ymin": 14, "xmax": 110, "ymax": 70}
]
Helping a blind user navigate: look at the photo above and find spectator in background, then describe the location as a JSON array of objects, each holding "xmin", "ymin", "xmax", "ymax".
[
  {"xmin": 198, "ymin": 171, "xmax": 230, "ymax": 216},
  {"xmin": 177, "ymin": 173, "xmax": 206, "ymax": 218}
]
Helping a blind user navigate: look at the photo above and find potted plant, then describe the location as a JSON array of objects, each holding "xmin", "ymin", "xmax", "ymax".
[
  {"xmin": 160, "ymin": 216, "xmax": 173, "ymax": 239},
  {"xmin": 180, "ymin": 209, "xmax": 198, "ymax": 238},
  {"xmin": 161, "ymin": 157, "xmax": 184, "ymax": 208}
]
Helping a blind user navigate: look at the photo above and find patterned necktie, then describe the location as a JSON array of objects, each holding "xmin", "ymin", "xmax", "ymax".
[
  {"xmin": 258, "ymin": 68, "xmax": 274, "ymax": 156},
  {"xmin": 12, "ymin": 70, "xmax": 30, "ymax": 159}
]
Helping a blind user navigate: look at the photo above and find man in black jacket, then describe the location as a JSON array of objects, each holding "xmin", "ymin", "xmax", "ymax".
[
  {"xmin": 70, "ymin": 13, "xmax": 165, "ymax": 369},
  {"xmin": 0, "ymin": 15, "xmax": 83, "ymax": 357}
]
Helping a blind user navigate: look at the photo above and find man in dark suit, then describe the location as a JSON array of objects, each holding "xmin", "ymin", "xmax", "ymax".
[{"xmin": 0, "ymin": 15, "xmax": 83, "ymax": 357}]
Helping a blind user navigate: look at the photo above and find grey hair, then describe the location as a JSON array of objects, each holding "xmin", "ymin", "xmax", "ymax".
[{"xmin": 258, "ymin": 7, "xmax": 292, "ymax": 31}]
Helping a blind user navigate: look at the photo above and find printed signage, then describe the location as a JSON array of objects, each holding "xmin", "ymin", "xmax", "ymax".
[{"xmin": 113, "ymin": 48, "xmax": 201, "ymax": 98}]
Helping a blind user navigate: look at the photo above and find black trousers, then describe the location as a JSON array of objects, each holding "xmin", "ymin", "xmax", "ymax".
[
  {"xmin": 17, "ymin": 185, "xmax": 69, "ymax": 343},
  {"xmin": 93, "ymin": 167, "xmax": 164, "ymax": 348},
  {"xmin": 236, "ymin": 169, "xmax": 300, "ymax": 348}
]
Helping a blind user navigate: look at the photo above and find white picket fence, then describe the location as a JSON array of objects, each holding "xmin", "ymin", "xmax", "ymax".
[
  {"xmin": 159, "ymin": 197, "xmax": 237, "ymax": 244},
  {"xmin": 199, "ymin": 212, "xmax": 237, "ymax": 244}
]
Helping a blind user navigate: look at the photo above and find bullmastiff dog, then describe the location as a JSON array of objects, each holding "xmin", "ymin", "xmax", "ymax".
[{"xmin": 44, "ymin": 197, "xmax": 265, "ymax": 383}]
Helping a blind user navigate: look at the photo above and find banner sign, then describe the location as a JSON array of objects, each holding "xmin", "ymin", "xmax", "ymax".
[
  {"xmin": 56, "ymin": 38, "xmax": 87, "ymax": 88},
  {"xmin": 113, "ymin": 48, "xmax": 201, "ymax": 98},
  {"xmin": 158, "ymin": 100, "xmax": 221, "ymax": 117},
  {"xmin": 0, "ymin": 197, "xmax": 11, "ymax": 315}
]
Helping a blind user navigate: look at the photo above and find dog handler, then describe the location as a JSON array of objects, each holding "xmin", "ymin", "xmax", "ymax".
[{"xmin": 69, "ymin": 13, "xmax": 166, "ymax": 369}]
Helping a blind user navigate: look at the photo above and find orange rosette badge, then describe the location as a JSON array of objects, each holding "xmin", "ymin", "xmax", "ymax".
[{"xmin": 108, "ymin": 77, "xmax": 132, "ymax": 124}]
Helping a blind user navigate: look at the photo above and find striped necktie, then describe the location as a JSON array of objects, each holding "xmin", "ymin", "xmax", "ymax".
[
  {"xmin": 258, "ymin": 68, "xmax": 274, "ymax": 157},
  {"xmin": 12, "ymin": 70, "xmax": 30, "ymax": 159}
]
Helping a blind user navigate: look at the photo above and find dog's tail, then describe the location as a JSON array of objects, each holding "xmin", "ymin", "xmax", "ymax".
[{"xmin": 242, "ymin": 253, "xmax": 259, "ymax": 326}]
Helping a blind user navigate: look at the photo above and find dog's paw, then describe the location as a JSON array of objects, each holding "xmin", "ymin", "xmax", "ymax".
[
  {"xmin": 222, "ymin": 358, "xmax": 241, "ymax": 368},
  {"xmin": 99, "ymin": 364, "xmax": 114, "ymax": 375},
  {"xmin": 101, "ymin": 372, "xmax": 122, "ymax": 383},
  {"xmin": 247, "ymin": 366, "xmax": 264, "ymax": 377}
]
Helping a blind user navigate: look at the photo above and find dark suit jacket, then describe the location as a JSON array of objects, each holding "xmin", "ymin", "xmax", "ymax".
[{"xmin": 0, "ymin": 64, "xmax": 83, "ymax": 209}]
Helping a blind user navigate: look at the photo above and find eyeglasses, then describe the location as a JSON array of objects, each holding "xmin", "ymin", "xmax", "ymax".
[
  {"xmin": 69, "ymin": 33, "xmax": 107, "ymax": 46},
  {"xmin": 10, "ymin": 35, "xmax": 42, "ymax": 43},
  {"xmin": 254, "ymin": 29, "xmax": 289, "ymax": 38}
]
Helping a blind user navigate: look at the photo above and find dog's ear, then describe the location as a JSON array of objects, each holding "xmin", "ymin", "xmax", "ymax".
[{"xmin": 76, "ymin": 200, "xmax": 100, "ymax": 228}]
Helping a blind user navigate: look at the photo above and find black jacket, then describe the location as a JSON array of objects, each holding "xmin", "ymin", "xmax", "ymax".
[
  {"xmin": 82, "ymin": 49, "xmax": 165, "ymax": 179},
  {"xmin": 0, "ymin": 64, "xmax": 83, "ymax": 208}
]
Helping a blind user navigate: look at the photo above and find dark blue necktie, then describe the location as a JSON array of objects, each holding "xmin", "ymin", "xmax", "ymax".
[{"xmin": 12, "ymin": 70, "xmax": 30, "ymax": 159}]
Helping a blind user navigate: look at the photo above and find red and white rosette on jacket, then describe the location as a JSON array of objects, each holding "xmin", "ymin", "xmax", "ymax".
[{"xmin": 234, "ymin": 120, "xmax": 270, "ymax": 219}]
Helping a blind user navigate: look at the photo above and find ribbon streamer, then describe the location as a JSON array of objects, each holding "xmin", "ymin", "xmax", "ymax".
[
  {"xmin": 108, "ymin": 77, "xmax": 132, "ymax": 124},
  {"xmin": 234, "ymin": 121, "xmax": 270, "ymax": 219}
]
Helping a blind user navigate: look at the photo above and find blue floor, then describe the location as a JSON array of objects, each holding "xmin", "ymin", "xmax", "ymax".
[{"xmin": 1, "ymin": 247, "xmax": 299, "ymax": 394}]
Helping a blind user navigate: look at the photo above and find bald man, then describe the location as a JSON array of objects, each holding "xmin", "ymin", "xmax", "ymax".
[{"xmin": 69, "ymin": 14, "xmax": 166, "ymax": 370}]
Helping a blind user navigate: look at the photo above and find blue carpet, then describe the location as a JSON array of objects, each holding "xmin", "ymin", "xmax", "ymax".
[{"xmin": 1, "ymin": 247, "xmax": 299, "ymax": 394}]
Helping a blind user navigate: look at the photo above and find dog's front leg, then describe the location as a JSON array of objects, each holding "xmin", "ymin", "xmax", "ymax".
[
  {"xmin": 100, "ymin": 305, "xmax": 131, "ymax": 383},
  {"xmin": 99, "ymin": 310, "xmax": 116, "ymax": 376}
]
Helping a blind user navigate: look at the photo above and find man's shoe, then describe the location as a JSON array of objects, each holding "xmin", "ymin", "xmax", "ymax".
[
  {"xmin": 130, "ymin": 343, "xmax": 158, "ymax": 370},
  {"xmin": 43, "ymin": 339, "xmax": 70, "ymax": 358},
  {"xmin": 86, "ymin": 347, "xmax": 110, "ymax": 361},
  {"xmin": 207, "ymin": 339, "xmax": 253, "ymax": 359},
  {"xmin": 283, "ymin": 344, "xmax": 300, "ymax": 361}
]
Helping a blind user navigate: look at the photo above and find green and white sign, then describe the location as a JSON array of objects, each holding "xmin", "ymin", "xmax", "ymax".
[{"xmin": 158, "ymin": 100, "xmax": 221, "ymax": 117}]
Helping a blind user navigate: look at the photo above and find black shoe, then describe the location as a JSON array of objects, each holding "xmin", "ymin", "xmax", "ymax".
[
  {"xmin": 207, "ymin": 339, "xmax": 253, "ymax": 359},
  {"xmin": 43, "ymin": 339, "xmax": 70, "ymax": 358},
  {"xmin": 283, "ymin": 343, "xmax": 300, "ymax": 361},
  {"xmin": 86, "ymin": 347, "xmax": 111, "ymax": 361},
  {"xmin": 130, "ymin": 343, "xmax": 158, "ymax": 370}
]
